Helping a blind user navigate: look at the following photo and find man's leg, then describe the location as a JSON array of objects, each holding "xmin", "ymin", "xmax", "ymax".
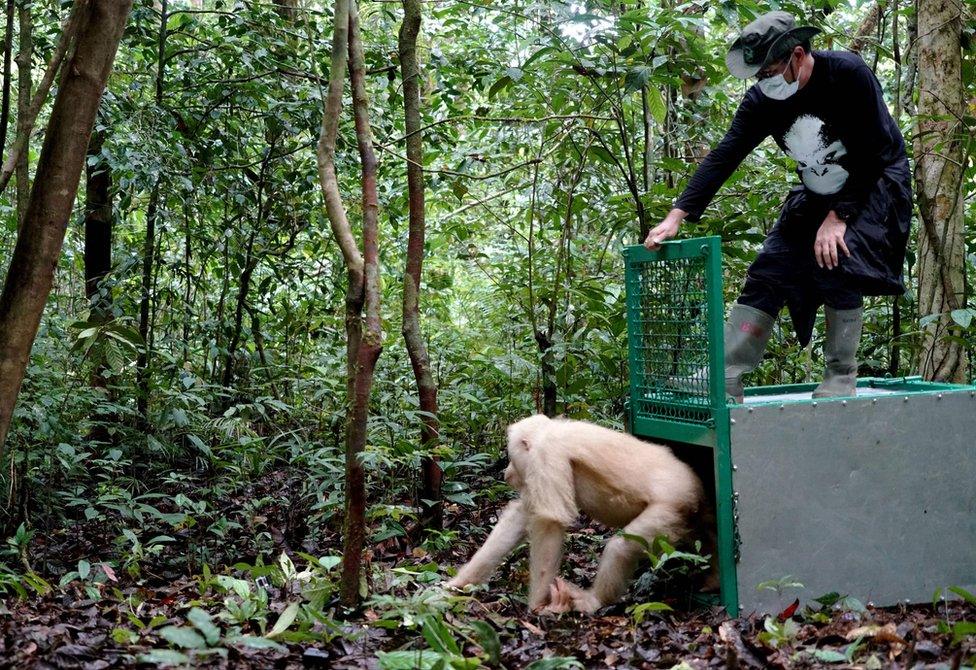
[
  {"xmin": 813, "ymin": 284, "xmax": 863, "ymax": 398},
  {"xmin": 726, "ymin": 297, "xmax": 777, "ymax": 403},
  {"xmin": 726, "ymin": 228, "xmax": 798, "ymax": 402}
]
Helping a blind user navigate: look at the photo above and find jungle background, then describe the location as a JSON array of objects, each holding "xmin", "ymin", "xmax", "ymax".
[{"xmin": 0, "ymin": 0, "xmax": 974, "ymax": 667}]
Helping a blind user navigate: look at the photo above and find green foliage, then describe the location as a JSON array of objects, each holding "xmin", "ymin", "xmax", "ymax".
[{"xmin": 0, "ymin": 4, "xmax": 972, "ymax": 668}]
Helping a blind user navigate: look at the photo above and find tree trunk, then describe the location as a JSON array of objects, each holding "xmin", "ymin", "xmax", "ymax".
[
  {"xmin": 849, "ymin": 1, "xmax": 887, "ymax": 55},
  {"xmin": 0, "ymin": 0, "xmax": 82, "ymax": 197},
  {"xmin": 398, "ymin": 0, "xmax": 441, "ymax": 531},
  {"xmin": 0, "ymin": 0, "xmax": 15, "ymax": 155},
  {"xmin": 136, "ymin": 0, "xmax": 167, "ymax": 422},
  {"xmin": 221, "ymin": 230, "xmax": 256, "ymax": 391},
  {"xmin": 914, "ymin": 0, "xmax": 966, "ymax": 382},
  {"xmin": 14, "ymin": 0, "xmax": 31, "ymax": 229},
  {"xmin": 84, "ymin": 127, "xmax": 112, "ymax": 320},
  {"xmin": 0, "ymin": 0, "xmax": 132, "ymax": 458},
  {"xmin": 342, "ymin": 0, "xmax": 382, "ymax": 607},
  {"xmin": 316, "ymin": 0, "xmax": 382, "ymax": 607}
]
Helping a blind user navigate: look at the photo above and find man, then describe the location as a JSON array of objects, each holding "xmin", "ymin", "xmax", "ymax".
[{"xmin": 646, "ymin": 11, "xmax": 911, "ymax": 401}]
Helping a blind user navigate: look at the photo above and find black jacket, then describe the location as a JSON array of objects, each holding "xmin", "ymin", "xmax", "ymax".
[{"xmin": 675, "ymin": 50, "xmax": 912, "ymax": 306}]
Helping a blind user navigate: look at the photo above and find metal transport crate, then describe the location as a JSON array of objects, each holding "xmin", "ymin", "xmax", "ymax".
[{"xmin": 624, "ymin": 237, "xmax": 976, "ymax": 615}]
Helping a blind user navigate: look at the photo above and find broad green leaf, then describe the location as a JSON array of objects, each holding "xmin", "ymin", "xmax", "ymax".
[
  {"xmin": 488, "ymin": 76, "xmax": 512, "ymax": 99},
  {"xmin": 138, "ymin": 649, "xmax": 190, "ymax": 667},
  {"xmin": 77, "ymin": 560, "xmax": 91, "ymax": 581},
  {"xmin": 421, "ymin": 615, "xmax": 459, "ymax": 655},
  {"xmin": 318, "ymin": 555, "xmax": 342, "ymax": 571},
  {"xmin": 645, "ymin": 85, "xmax": 666, "ymax": 125},
  {"xmin": 468, "ymin": 620, "xmax": 500, "ymax": 665},
  {"xmin": 227, "ymin": 635, "xmax": 286, "ymax": 651},
  {"xmin": 950, "ymin": 309, "xmax": 974, "ymax": 329},
  {"xmin": 187, "ymin": 607, "xmax": 221, "ymax": 645},
  {"xmin": 624, "ymin": 66, "xmax": 651, "ymax": 93},
  {"xmin": 377, "ymin": 650, "xmax": 444, "ymax": 670},
  {"xmin": 949, "ymin": 586, "xmax": 976, "ymax": 605},
  {"xmin": 267, "ymin": 601, "xmax": 301, "ymax": 638},
  {"xmin": 589, "ymin": 146, "xmax": 616, "ymax": 165},
  {"xmin": 951, "ymin": 621, "xmax": 976, "ymax": 644},
  {"xmin": 812, "ymin": 648, "xmax": 848, "ymax": 663},
  {"xmin": 158, "ymin": 625, "xmax": 207, "ymax": 649}
]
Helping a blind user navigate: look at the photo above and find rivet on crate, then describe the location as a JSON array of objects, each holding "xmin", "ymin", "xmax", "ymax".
[
  {"xmin": 842, "ymin": 400, "xmax": 847, "ymax": 406},
  {"xmin": 747, "ymin": 407, "xmax": 753, "ymax": 413},
  {"xmin": 779, "ymin": 404, "xmax": 785, "ymax": 410},
  {"xmin": 937, "ymin": 393, "xmax": 943, "ymax": 400},
  {"xmin": 904, "ymin": 396, "xmax": 909, "ymax": 402},
  {"xmin": 872, "ymin": 398, "xmax": 877, "ymax": 405},
  {"xmin": 730, "ymin": 418, "xmax": 736, "ymax": 425},
  {"xmin": 732, "ymin": 464, "xmax": 738, "ymax": 471}
]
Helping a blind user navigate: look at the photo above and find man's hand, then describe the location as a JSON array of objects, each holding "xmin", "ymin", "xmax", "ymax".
[
  {"xmin": 814, "ymin": 210, "xmax": 850, "ymax": 270},
  {"xmin": 643, "ymin": 208, "xmax": 687, "ymax": 250}
]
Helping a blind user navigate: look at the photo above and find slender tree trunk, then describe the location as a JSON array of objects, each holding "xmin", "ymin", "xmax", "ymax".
[
  {"xmin": 221, "ymin": 230, "xmax": 256, "ymax": 390},
  {"xmin": 84, "ymin": 127, "xmax": 112, "ymax": 319},
  {"xmin": 136, "ymin": 0, "xmax": 167, "ymax": 422},
  {"xmin": 914, "ymin": 0, "xmax": 966, "ymax": 382},
  {"xmin": 14, "ymin": 0, "xmax": 31, "ymax": 230},
  {"xmin": 0, "ymin": 0, "xmax": 132, "ymax": 458},
  {"xmin": 398, "ymin": 0, "xmax": 441, "ymax": 531},
  {"xmin": 221, "ymin": 148, "xmax": 270, "ymax": 392},
  {"xmin": 182, "ymin": 201, "xmax": 191, "ymax": 361},
  {"xmin": 0, "ymin": 0, "xmax": 81, "ymax": 197},
  {"xmin": 136, "ymin": 182, "xmax": 158, "ymax": 420},
  {"xmin": 84, "ymin": 122, "xmax": 113, "ymax": 432},
  {"xmin": 850, "ymin": 1, "xmax": 887, "ymax": 56},
  {"xmin": 343, "ymin": 0, "xmax": 382, "ymax": 607},
  {"xmin": 640, "ymin": 86, "xmax": 652, "ymax": 196},
  {"xmin": 888, "ymin": 0, "xmax": 902, "ymax": 377},
  {"xmin": 316, "ymin": 0, "xmax": 382, "ymax": 606},
  {"xmin": 0, "ymin": 0, "xmax": 15, "ymax": 155}
]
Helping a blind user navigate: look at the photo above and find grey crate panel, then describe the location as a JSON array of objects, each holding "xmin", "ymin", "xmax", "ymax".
[{"xmin": 730, "ymin": 390, "xmax": 976, "ymax": 614}]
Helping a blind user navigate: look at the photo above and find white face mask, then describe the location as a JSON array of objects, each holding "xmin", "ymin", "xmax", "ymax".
[{"xmin": 757, "ymin": 55, "xmax": 799, "ymax": 100}]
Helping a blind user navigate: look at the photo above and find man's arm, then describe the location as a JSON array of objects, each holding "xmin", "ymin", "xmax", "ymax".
[
  {"xmin": 645, "ymin": 90, "xmax": 768, "ymax": 248},
  {"xmin": 673, "ymin": 90, "xmax": 768, "ymax": 221}
]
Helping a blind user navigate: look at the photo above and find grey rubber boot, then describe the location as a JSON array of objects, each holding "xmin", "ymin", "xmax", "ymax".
[
  {"xmin": 724, "ymin": 303, "xmax": 775, "ymax": 403},
  {"xmin": 812, "ymin": 306, "xmax": 863, "ymax": 398}
]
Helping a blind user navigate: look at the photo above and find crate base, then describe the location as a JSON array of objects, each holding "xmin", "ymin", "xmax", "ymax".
[{"xmin": 730, "ymin": 381, "xmax": 976, "ymax": 614}]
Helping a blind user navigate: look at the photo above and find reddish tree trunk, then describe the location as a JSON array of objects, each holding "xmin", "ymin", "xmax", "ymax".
[
  {"xmin": 316, "ymin": 0, "xmax": 383, "ymax": 607},
  {"xmin": 340, "ymin": 0, "xmax": 382, "ymax": 606},
  {"xmin": 0, "ymin": 0, "xmax": 133, "ymax": 457},
  {"xmin": 398, "ymin": 0, "xmax": 441, "ymax": 530}
]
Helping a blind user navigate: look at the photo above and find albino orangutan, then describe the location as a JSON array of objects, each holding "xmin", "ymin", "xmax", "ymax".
[{"xmin": 446, "ymin": 414, "xmax": 711, "ymax": 613}]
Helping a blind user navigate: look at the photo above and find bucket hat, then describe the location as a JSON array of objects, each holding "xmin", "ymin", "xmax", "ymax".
[{"xmin": 726, "ymin": 11, "xmax": 821, "ymax": 79}]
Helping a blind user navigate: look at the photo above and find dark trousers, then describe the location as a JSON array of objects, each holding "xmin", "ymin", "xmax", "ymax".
[{"xmin": 737, "ymin": 190, "xmax": 863, "ymax": 346}]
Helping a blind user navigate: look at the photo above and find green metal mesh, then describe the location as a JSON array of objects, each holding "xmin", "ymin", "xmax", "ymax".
[{"xmin": 625, "ymin": 246, "xmax": 716, "ymax": 426}]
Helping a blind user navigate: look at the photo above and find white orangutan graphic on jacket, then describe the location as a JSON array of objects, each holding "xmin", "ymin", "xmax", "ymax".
[{"xmin": 782, "ymin": 114, "xmax": 849, "ymax": 195}]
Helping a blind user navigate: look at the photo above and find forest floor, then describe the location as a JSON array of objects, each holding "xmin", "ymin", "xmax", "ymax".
[{"xmin": 1, "ymin": 467, "xmax": 974, "ymax": 669}]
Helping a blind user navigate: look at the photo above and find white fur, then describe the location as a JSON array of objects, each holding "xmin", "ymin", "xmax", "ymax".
[{"xmin": 446, "ymin": 414, "xmax": 709, "ymax": 612}]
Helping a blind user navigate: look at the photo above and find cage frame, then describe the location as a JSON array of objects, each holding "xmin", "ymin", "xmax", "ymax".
[{"xmin": 623, "ymin": 236, "xmax": 975, "ymax": 616}]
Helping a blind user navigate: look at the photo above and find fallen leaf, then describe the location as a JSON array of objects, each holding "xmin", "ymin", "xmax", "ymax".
[
  {"xmin": 777, "ymin": 598, "xmax": 800, "ymax": 622},
  {"xmin": 521, "ymin": 619, "xmax": 544, "ymax": 636},
  {"xmin": 100, "ymin": 564, "xmax": 117, "ymax": 582}
]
